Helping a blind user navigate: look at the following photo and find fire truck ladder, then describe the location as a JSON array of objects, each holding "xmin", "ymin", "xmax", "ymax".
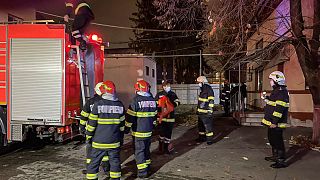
[{"xmin": 71, "ymin": 45, "xmax": 90, "ymax": 106}]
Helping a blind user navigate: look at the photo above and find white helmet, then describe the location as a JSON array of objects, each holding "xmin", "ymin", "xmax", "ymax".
[
  {"xmin": 269, "ymin": 71, "xmax": 286, "ymax": 86},
  {"xmin": 94, "ymin": 82, "xmax": 104, "ymax": 96},
  {"xmin": 196, "ymin": 76, "xmax": 208, "ymax": 83}
]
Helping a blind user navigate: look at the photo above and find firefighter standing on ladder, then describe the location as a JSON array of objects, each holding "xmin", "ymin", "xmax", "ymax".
[
  {"xmin": 79, "ymin": 82, "xmax": 111, "ymax": 175},
  {"xmin": 86, "ymin": 81, "xmax": 125, "ymax": 180},
  {"xmin": 261, "ymin": 71, "xmax": 289, "ymax": 168},
  {"xmin": 196, "ymin": 76, "xmax": 215, "ymax": 145},
  {"xmin": 64, "ymin": 0, "xmax": 94, "ymax": 50},
  {"xmin": 155, "ymin": 81, "xmax": 180, "ymax": 154},
  {"xmin": 124, "ymin": 80, "xmax": 157, "ymax": 178}
]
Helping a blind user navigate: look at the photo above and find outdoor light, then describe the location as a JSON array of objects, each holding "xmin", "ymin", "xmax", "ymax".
[{"xmin": 91, "ymin": 34, "xmax": 98, "ymax": 41}]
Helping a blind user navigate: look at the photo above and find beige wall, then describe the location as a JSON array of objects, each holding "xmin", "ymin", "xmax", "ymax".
[
  {"xmin": 143, "ymin": 58, "xmax": 157, "ymax": 96},
  {"xmin": 284, "ymin": 45, "xmax": 306, "ymax": 90},
  {"xmin": 104, "ymin": 56, "xmax": 157, "ymax": 108},
  {"xmin": 0, "ymin": 8, "xmax": 36, "ymax": 22},
  {"xmin": 247, "ymin": 0, "xmax": 291, "ymax": 55},
  {"xmin": 104, "ymin": 57, "xmax": 142, "ymax": 108}
]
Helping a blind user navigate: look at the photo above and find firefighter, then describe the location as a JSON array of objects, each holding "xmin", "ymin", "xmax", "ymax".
[
  {"xmin": 64, "ymin": 0, "xmax": 95, "ymax": 50},
  {"xmin": 155, "ymin": 81, "xmax": 180, "ymax": 154},
  {"xmin": 220, "ymin": 80, "xmax": 231, "ymax": 116},
  {"xmin": 80, "ymin": 82, "xmax": 111, "ymax": 175},
  {"xmin": 86, "ymin": 81, "xmax": 125, "ymax": 180},
  {"xmin": 124, "ymin": 80, "xmax": 157, "ymax": 178},
  {"xmin": 261, "ymin": 71, "xmax": 289, "ymax": 168},
  {"xmin": 196, "ymin": 76, "xmax": 215, "ymax": 145},
  {"xmin": 80, "ymin": 82, "xmax": 103, "ymax": 134}
]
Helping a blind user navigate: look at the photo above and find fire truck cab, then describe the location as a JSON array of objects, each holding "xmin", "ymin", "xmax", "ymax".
[{"xmin": 0, "ymin": 22, "xmax": 104, "ymax": 146}]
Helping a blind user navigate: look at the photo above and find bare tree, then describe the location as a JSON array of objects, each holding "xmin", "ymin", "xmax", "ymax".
[{"xmin": 290, "ymin": 0, "xmax": 320, "ymax": 144}]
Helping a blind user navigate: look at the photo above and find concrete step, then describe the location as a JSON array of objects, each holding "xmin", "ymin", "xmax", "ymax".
[
  {"xmin": 240, "ymin": 112, "xmax": 264, "ymax": 118},
  {"xmin": 241, "ymin": 116, "xmax": 263, "ymax": 127},
  {"xmin": 242, "ymin": 117, "xmax": 262, "ymax": 123},
  {"xmin": 241, "ymin": 122, "xmax": 263, "ymax": 127}
]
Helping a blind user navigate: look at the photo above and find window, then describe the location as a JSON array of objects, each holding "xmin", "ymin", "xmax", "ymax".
[
  {"xmin": 247, "ymin": 66, "xmax": 253, "ymax": 82},
  {"xmin": 152, "ymin": 69, "xmax": 155, "ymax": 78},
  {"xmin": 8, "ymin": 14, "xmax": 23, "ymax": 24},
  {"xmin": 256, "ymin": 39, "xmax": 263, "ymax": 50},
  {"xmin": 146, "ymin": 66, "xmax": 150, "ymax": 76},
  {"xmin": 256, "ymin": 69, "xmax": 263, "ymax": 91}
]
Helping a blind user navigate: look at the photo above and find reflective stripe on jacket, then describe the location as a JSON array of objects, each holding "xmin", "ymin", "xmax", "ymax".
[
  {"xmin": 126, "ymin": 94, "xmax": 157, "ymax": 138},
  {"xmin": 262, "ymin": 86, "xmax": 289, "ymax": 128},
  {"xmin": 86, "ymin": 98, "xmax": 125, "ymax": 149},
  {"xmin": 197, "ymin": 84, "xmax": 215, "ymax": 115}
]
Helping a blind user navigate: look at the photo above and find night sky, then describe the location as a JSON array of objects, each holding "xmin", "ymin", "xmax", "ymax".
[{"xmin": 0, "ymin": 0, "xmax": 137, "ymax": 49}]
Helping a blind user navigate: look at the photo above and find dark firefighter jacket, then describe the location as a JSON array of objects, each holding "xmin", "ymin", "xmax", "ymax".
[
  {"xmin": 125, "ymin": 94, "xmax": 157, "ymax": 139},
  {"xmin": 262, "ymin": 86, "xmax": 289, "ymax": 128},
  {"xmin": 65, "ymin": 0, "xmax": 94, "ymax": 18},
  {"xmin": 197, "ymin": 84, "xmax": 215, "ymax": 116},
  {"xmin": 220, "ymin": 85, "xmax": 230, "ymax": 106},
  {"xmin": 155, "ymin": 90, "xmax": 180, "ymax": 122},
  {"xmin": 86, "ymin": 98, "xmax": 125, "ymax": 149},
  {"xmin": 79, "ymin": 94, "xmax": 102, "ymax": 131}
]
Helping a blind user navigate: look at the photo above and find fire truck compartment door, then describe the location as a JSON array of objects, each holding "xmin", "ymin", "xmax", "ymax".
[{"xmin": 10, "ymin": 38, "xmax": 63, "ymax": 125}]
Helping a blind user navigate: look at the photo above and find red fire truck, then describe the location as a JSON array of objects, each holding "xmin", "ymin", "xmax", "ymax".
[{"xmin": 0, "ymin": 22, "xmax": 104, "ymax": 146}]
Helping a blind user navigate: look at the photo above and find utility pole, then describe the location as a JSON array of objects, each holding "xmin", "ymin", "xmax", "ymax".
[
  {"xmin": 199, "ymin": 50, "xmax": 202, "ymax": 76},
  {"xmin": 238, "ymin": 60, "xmax": 241, "ymax": 113}
]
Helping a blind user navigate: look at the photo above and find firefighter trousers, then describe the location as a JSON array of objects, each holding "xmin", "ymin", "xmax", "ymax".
[
  {"xmin": 223, "ymin": 102, "xmax": 230, "ymax": 116},
  {"xmin": 159, "ymin": 121, "xmax": 174, "ymax": 143},
  {"xmin": 86, "ymin": 147, "xmax": 121, "ymax": 180},
  {"xmin": 86, "ymin": 144, "xmax": 110, "ymax": 174},
  {"xmin": 268, "ymin": 128, "xmax": 285, "ymax": 159},
  {"xmin": 198, "ymin": 115, "xmax": 214, "ymax": 142},
  {"xmin": 134, "ymin": 137, "xmax": 151, "ymax": 177},
  {"xmin": 71, "ymin": 14, "xmax": 93, "ymax": 45}
]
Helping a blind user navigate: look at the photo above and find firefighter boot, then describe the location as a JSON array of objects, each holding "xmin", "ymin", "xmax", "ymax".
[
  {"xmin": 270, "ymin": 150, "xmax": 287, "ymax": 168},
  {"xmin": 265, "ymin": 148, "xmax": 277, "ymax": 162},
  {"xmin": 206, "ymin": 134, "xmax": 214, "ymax": 145},
  {"xmin": 157, "ymin": 140, "xmax": 164, "ymax": 154}
]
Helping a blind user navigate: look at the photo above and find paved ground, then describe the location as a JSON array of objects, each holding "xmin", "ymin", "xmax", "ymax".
[{"xmin": 0, "ymin": 116, "xmax": 319, "ymax": 180}]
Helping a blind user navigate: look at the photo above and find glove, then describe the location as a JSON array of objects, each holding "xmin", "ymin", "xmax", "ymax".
[
  {"xmin": 200, "ymin": 102, "xmax": 206, "ymax": 109},
  {"xmin": 79, "ymin": 126, "xmax": 86, "ymax": 135},
  {"xmin": 64, "ymin": 15, "xmax": 69, "ymax": 22},
  {"xmin": 153, "ymin": 120, "xmax": 158, "ymax": 128},
  {"xmin": 124, "ymin": 127, "xmax": 130, "ymax": 134},
  {"xmin": 261, "ymin": 92, "xmax": 267, "ymax": 100},
  {"xmin": 86, "ymin": 135, "xmax": 92, "ymax": 144}
]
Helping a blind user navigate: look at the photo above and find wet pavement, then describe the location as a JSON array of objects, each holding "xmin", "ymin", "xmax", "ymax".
[{"xmin": 0, "ymin": 116, "xmax": 319, "ymax": 180}]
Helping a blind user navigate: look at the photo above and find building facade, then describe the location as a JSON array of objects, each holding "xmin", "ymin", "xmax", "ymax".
[{"xmin": 245, "ymin": 0, "xmax": 314, "ymax": 127}]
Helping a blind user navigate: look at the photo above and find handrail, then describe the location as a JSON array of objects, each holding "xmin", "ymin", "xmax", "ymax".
[{"xmin": 0, "ymin": 20, "xmax": 55, "ymax": 25}]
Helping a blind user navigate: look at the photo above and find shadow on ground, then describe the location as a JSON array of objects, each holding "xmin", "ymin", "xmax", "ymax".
[
  {"xmin": 121, "ymin": 116, "xmax": 239, "ymax": 179},
  {"xmin": 286, "ymin": 145, "xmax": 310, "ymax": 166}
]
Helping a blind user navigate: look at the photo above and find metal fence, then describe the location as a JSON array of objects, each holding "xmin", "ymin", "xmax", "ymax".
[{"xmin": 157, "ymin": 84, "xmax": 220, "ymax": 105}]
